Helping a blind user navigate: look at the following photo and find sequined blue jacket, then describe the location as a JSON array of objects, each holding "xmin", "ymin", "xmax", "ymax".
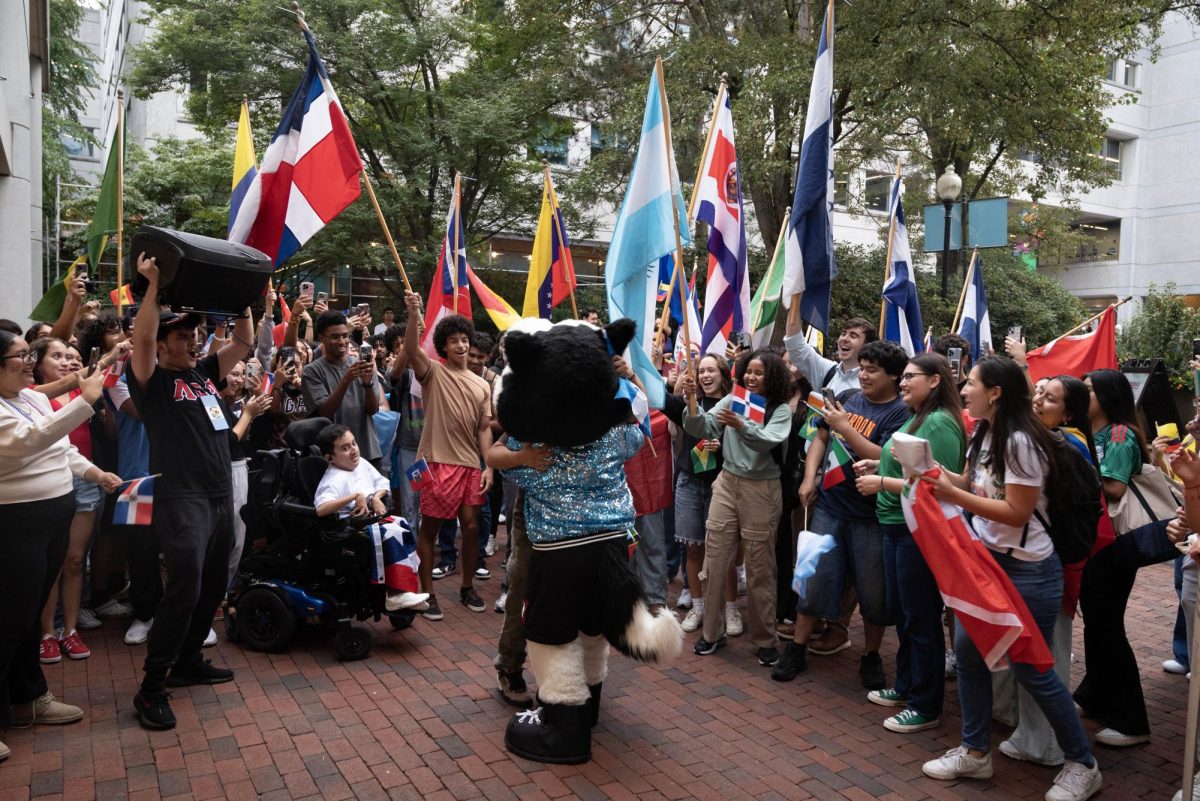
[{"xmin": 503, "ymin": 424, "xmax": 644, "ymax": 547}]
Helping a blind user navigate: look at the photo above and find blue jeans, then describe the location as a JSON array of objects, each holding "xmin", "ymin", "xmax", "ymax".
[
  {"xmin": 633, "ymin": 512, "xmax": 667, "ymax": 606},
  {"xmin": 883, "ymin": 523, "xmax": 944, "ymax": 718},
  {"xmin": 797, "ymin": 504, "xmax": 888, "ymax": 624},
  {"xmin": 1174, "ymin": 556, "xmax": 1190, "ymax": 669},
  {"xmin": 955, "ymin": 550, "xmax": 1093, "ymax": 765}
]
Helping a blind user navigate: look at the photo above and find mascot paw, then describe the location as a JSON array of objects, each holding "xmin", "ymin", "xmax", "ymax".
[
  {"xmin": 505, "ymin": 703, "xmax": 593, "ymax": 765},
  {"xmin": 619, "ymin": 599, "xmax": 684, "ymax": 663}
]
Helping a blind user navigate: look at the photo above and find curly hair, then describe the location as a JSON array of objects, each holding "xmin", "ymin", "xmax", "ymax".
[
  {"xmin": 76, "ymin": 314, "xmax": 121, "ymax": 365},
  {"xmin": 734, "ymin": 348, "xmax": 790, "ymax": 405},
  {"xmin": 857, "ymin": 340, "xmax": 908, "ymax": 390},
  {"xmin": 432, "ymin": 314, "xmax": 475, "ymax": 359}
]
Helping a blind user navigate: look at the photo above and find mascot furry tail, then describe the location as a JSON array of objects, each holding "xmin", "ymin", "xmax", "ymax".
[{"xmin": 596, "ymin": 541, "xmax": 684, "ymax": 663}]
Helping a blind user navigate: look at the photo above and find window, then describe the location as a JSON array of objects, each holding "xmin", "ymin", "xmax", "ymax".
[
  {"xmin": 1069, "ymin": 218, "xmax": 1120, "ymax": 264},
  {"xmin": 1104, "ymin": 57, "xmax": 1139, "ymax": 89},
  {"xmin": 833, "ymin": 172, "xmax": 849, "ymax": 207},
  {"xmin": 534, "ymin": 118, "xmax": 571, "ymax": 166},
  {"xmin": 1094, "ymin": 136, "xmax": 1123, "ymax": 179},
  {"xmin": 1121, "ymin": 61, "xmax": 1140, "ymax": 88},
  {"xmin": 589, "ymin": 124, "xmax": 625, "ymax": 156},
  {"xmin": 863, "ymin": 171, "xmax": 891, "ymax": 212}
]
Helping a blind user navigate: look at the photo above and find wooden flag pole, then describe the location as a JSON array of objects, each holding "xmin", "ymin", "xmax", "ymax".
[
  {"xmin": 753, "ymin": 211, "xmax": 791, "ymax": 334},
  {"xmin": 1052, "ymin": 296, "xmax": 1132, "ymax": 340},
  {"xmin": 360, "ymin": 171, "xmax": 413, "ymax": 293},
  {"xmin": 951, "ymin": 248, "xmax": 979, "ymax": 334},
  {"xmin": 877, "ymin": 159, "xmax": 903, "ymax": 336},
  {"xmin": 116, "ymin": 89, "xmax": 125, "ymax": 316},
  {"xmin": 543, "ymin": 162, "xmax": 578, "ymax": 319}
]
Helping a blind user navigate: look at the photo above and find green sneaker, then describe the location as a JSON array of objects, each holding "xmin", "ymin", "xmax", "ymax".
[
  {"xmin": 867, "ymin": 688, "xmax": 906, "ymax": 707},
  {"xmin": 884, "ymin": 708, "xmax": 940, "ymax": 733}
]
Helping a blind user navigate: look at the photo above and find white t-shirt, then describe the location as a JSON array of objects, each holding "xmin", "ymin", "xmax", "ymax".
[
  {"xmin": 314, "ymin": 459, "xmax": 388, "ymax": 518},
  {"xmin": 373, "ymin": 323, "xmax": 390, "ymax": 337},
  {"xmin": 966, "ymin": 431, "xmax": 1053, "ymax": 561}
]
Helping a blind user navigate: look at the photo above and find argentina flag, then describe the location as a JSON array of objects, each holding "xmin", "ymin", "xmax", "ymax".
[{"xmin": 881, "ymin": 177, "xmax": 924, "ymax": 356}]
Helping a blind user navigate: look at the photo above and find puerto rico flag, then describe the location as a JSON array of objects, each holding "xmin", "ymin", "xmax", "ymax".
[
  {"xmin": 694, "ymin": 89, "xmax": 749, "ymax": 356},
  {"xmin": 113, "ymin": 476, "xmax": 155, "ymax": 526},
  {"xmin": 729, "ymin": 385, "xmax": 766, "ymax": 424},
  {"xmin": 228, "ymin": 30, "xmax": 363, "ymax": 266},
  {"xmin": 422, "ymin": 177, "xmax": 472, "ymax": 356},
  {"xmin": 406, "ymin": 457, "xmax": 434, "ymax": 491},
  {"xmin": 367, "ymin": 519, "xmax": 421, "ymax": 592}
]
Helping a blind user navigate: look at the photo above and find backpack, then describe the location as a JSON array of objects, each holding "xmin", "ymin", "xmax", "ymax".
[{"xmin": 1035, "ymin": 432, "xmax": 1102, "ymax": 564}]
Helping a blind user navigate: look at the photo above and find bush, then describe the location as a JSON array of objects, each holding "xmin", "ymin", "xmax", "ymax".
[{"xmin": 1117, "ymin": 284, "xmax": 1200, "ymax": 390}]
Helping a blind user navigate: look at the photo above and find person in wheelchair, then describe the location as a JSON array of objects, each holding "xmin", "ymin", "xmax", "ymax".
[{"xmin": 314, "ymin": 424, "xmax": 430, "ymax": 613}]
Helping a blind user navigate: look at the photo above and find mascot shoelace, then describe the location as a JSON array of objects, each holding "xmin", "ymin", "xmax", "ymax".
[{"xmin": 495, "ymin": 317, "xmax": 683, "ymax": 764}]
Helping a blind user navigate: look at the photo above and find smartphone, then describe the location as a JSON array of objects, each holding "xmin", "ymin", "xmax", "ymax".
[
  {"xmin": 76, "ymin": 271, "xmax": 98, "ymax": 293},
  {"xmin": 87, "ymin": 347, "xmax": 100, "ymax": 374},
  {"xmin": 730, "ymin": 331, "xmax": 751, "ymax": 349},
  {"xmin": 1007, "ymin": 325, "xmax": 1022, "ymax": 344},
  {"xmin": 1192, "ymin": 338, "xmax": 1200, "ymax": 359},
  {"xmin": 360, "ymin": 343, "xmax": 374, "ymax": 364},
  {"xmin": 948, "ymin": 346, "xmax": 963, "ymax": 379},
  {"xmin": 300, "ymin": 281, "xmax": 315, "ymax": 300},
  {"xmin": 285, "ymin": 359, "xmax": 297, "ymax": 378},
  {"xmin": 356, "ymin": 303, "xmax": 370, "ymax": 317},
  {"xmin": 821, "ymin": 387, "xmax": 838, "ymax": 405},
  {"xmin": 316, "ymin": 291, "xmax": 328, "ymax": 304},
  {"xmin": 245, "ymin": 362, "xmax": 259, "ymax": 381}
]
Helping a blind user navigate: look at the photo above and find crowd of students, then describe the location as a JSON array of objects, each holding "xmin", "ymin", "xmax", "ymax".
[{"xmin": 3, "ymin": 265, "xmax": 1200, "ymax": 801}]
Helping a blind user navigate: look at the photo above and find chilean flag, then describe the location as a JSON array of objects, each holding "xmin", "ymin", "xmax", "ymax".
[
  {"xmin": 228, "ymin": 31, "xmax": 363, "ymax": 266},
  {"xmin": 113, "ymin": 477, "xmax": 155, "ymax": 526},
  {"xmin": 421, "ymin": 179, "xmax": 472, "ymax": 356}
]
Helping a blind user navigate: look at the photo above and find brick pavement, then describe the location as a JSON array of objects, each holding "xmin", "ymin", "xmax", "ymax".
[{"xmin": 0, "ymin": 561, "xmax": 1188, "ymax": 801}]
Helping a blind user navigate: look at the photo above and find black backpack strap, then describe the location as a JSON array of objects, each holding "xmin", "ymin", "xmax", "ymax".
[{"xmin": 822, "ymin": 364, "xmax": 837, "ymax": 389}]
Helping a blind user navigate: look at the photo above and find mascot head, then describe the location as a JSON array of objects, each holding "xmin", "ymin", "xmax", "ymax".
[{"xmin": 497, "ymin": 317, "xmax": 638, "ymax": 448}]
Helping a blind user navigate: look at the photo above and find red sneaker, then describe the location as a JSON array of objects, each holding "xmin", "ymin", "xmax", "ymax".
[
  {"xmin": 39, "ymin": 635, "xmax": 62, "ymax": 664},
  {"xmin": 59, "ymin": 631, "xmax": 91, "ymax": 660}
]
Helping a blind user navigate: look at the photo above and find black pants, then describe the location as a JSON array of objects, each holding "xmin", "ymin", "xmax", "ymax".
[
  {"xmin": 1074, "ymin": 519, "xmax": 1176, "ymax": 736},
  {"xmin": 127, "ymin": 523, "xmax": 163, "ymax": 623},
  {"xmin": 0, "ymin": 493, "xmax": 74, "ymax": 726},
  {"xmin": 142, "ymin": 495, "xmax": 232, "ymax": 694}
]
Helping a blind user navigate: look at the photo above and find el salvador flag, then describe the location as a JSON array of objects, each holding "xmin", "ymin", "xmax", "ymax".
[
  {"xmin": 604, "ymin": 60, "xmax": 691, "ymax": 410},
  {"xmin": 956, "ymin": 253, "xmax": 993, "ymax": 360},
  {"xmin": 782, "ymin": 0, "xmax": 837, "ymax": 334},
  {"xmin": 881, "ymin": 177, "xmax": 924, "ymax": 357}
]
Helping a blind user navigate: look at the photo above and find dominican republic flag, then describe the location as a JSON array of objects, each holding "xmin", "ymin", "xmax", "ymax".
[
  {"xmin": 956, "ymin": 252, "xmax": 993, "ymax": 360},
  {"xmin": 422, "ymin": 178, "xmax": 472, "ymax": 356},
  {"xmin": 1026, "ymin": 306, "xmax": 1118, "ymax": 383},
  {"xmin": 522, "ymin": 171, "xmax": 577, "ymax": 318},
  {"xmin": 694, "ymin": 88, "xmax": 749, "ymax": 356},
  {"xmin": 881, "ymin": 177, "xmax": 925, "ymax": 357},
  {"xmin": 102, "ymin": 354, "xmax": 127, "ymax": 388},
  {"xmin": 729, "ymin": 385, "xmax": 766, "ymax": 424},
  {"xmin": 821, "ymin": 435, "xmax": 853, "ymax": 489},
  {"xmin": 113, "ymin": 476, "xmax": 155, "ymax": 526},
  {"xmin": 366, "ymin": 520, "xmax": 421, "ymax": 592},
  {"xmin": 900, "ymin": 469, "xmax": 1053, "ymax": 670},
  {"xmin": 228, "ymin": 31, "xmax": 363, "ymax": 266},
  {"xmin": 783, "ymin": 0, "xmax": 837, "ymax": 334},
  {"xmin": 405, "ymin": 457, "xmax": 434, "ymax": 491}
]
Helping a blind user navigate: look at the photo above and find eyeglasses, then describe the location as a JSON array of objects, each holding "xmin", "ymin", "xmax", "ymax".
[
  {"xmin": 900, "ymin": 371, "xmax": 930, "ymax": 382},
  {"xmin": 1, "ymin": 351, "xmax": 36, "ymax": 366}
]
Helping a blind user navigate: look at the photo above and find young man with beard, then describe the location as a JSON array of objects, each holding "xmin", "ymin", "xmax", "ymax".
[
  {"xmin": 302, "ymin": 311, "xmax": 381, "ymax": 468},
  {"xmin": 127, "ymin": 254, "xmax": 253, "ymax": 730}
]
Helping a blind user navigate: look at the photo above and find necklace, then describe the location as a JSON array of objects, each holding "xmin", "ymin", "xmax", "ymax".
[{"xmin": 0, "ymin": 394, "xmax": 42, "ymax": 424}]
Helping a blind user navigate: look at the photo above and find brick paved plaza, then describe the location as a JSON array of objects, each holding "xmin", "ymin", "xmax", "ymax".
[{"xmin": 0, "ymin": 562, "xmax": 1188, "ymax": 801}]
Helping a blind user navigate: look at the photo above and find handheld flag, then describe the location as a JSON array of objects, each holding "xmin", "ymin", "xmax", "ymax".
[
  {"xmin": 955, "ymin": 253, "xmax": 993, "ymax": 360},
  {"xmin": 693, "ymin": 87, "xmax": 750, "ymax": 356},
  {"xmin": 616, "ymin": 377, "xmax": 653, "ymax": 439},
  {"xmin": 258, "ymin": 371, "xmax": 275, "ymax": 396},
  {"xmin": 656, "ymin": 255, "xmax": 702, "ymax": 368},
  {"xmin": 690, "ymin": 441, "xmax": 717, "ymax": 473},
  {"xmin": 113, "ymin": 476, "xmax": 155, "ymax": 526},
  {"xmin": 406, "ymin": 457, "xmax": 434, "ymax": 491},
  {"xmin": 750, "ymin": 220, "xmax": 788, "ymax": 350},
  {"xmin": 729, "ymin": 385, "xmax": 766, "ymax": 425},
  {"xmin": 228, "ymin": 30, "xmax": 363, "ymax": 265},
  {"xmin": 793, "ymin": 529, "xmax": 837, "ymax": 597},
  {"xmin": 422, "ymin": 177, "xmax": 473, "ymax": 355},
  {"xmin": 782, "ymin": 0, "xmax": 837, "ymax": 333},
  {"xmin": 821, "ymin": 435, "xmax": 854, "ymax": 489},
  {"xmin": 523, "ymin": 171, "xmax": 577, "ymax": 318},
  {"xmin": 798, "ymin": 406, "xmax": 820, "ymax": 442},
  {"xmin": 367, "ymin": 519, "xmax": 421, "ymax": 592},
  {"xmin": 881, "ymin": 177, "xmax": 924, "ymax": 356},
  {"xmin": 30, "ymin": 255, "xmax": 87, "ymax": 323},
  {"xmin": 1026, "ymin": 306, "xmax": 1118, "ymax": 383},
  {"xmin": 604, "ymin": 61, "xmax": 692, "ymax": 409},
  {"xmin": 229, "ymin": 98, "xmax": 258, "ymax": 235},
  {"xmin": 109, "ymin": 284, "xmax": 134, "ymax": 308},
  {"xmin": 103, "ymin": 354, "xmax": 128, "ymax": 389},
  {"xmin": 467, "ymin": 265, "xmax": 521, "ymax": 331}
]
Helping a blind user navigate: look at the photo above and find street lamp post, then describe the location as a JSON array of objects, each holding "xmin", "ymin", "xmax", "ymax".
[{"xmin": 936, "ymin": 165, "xmax": 962, "ymax": 299}]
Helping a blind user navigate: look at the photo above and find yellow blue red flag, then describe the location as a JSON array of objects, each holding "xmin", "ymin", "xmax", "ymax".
[
  {"xmin": 228, "ymin": 99, "xmax": 258, "ymax": 235},
  {"xmin": 523, "ymin": 171, "xmax": 577, "ymax": 318}
]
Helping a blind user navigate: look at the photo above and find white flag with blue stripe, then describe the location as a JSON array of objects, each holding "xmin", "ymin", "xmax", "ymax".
[
  {"xmin": 881, "ymin": 177, "xmax": 924, "ymax": 357},
  {"xmin": 956, "ymin": 253, "xmax": 993, "ymax": 360},
  {"xmin": 604, "ymin": 61, "xmax": 691, "ymax": 409}
]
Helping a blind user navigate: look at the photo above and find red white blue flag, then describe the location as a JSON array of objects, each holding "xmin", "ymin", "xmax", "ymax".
[
  {"xmin": 405, "ymin": 457, "xmax": 434, "ymax": 491},
  {"xmin": 113, "ymin": 476, "xmax": 155, "ymax": 526},
  {"xmin": 422, "ymin": 178, "xmax": 472, "ymax": 356},
  {"xmin": 227, "ymin": 31, "xmax": 363, "ymax": 266},
  {"xmin": 368, "ymin": 520, "xmax": 421, "ymax": 592},
  {"xmin": 729, "ymin": 385, "xmax": 766, "ymax": 425}
]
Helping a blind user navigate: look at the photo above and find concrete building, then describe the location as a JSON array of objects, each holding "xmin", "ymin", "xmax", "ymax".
[{"xmin": 0, "ymin": 0, "xmax": 50, "ymax": 327}]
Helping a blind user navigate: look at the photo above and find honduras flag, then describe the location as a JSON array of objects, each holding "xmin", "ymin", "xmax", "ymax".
[
  {"xmin": 881, "ymin": 177, "xmax": 924, "ymax": 356},
  {"xmin": 956, "ymin": 253, "xmax": 993, "ymax": 360},
  {"xmin": 782, "ymin": 0, "xmax": 837, "ymax": 334},
  {"xmin": 228, "ymin": 99, "xmax": 257, "ymax": 235},
  {"xmin": 604, "ymin": 59, "xmax": 691, "ymax": 409},
  {"xmin": 228, "ymin": 30, "xmax": 363, "ymax": 266}
]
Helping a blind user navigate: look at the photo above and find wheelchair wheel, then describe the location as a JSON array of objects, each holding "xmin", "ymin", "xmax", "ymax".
[
  {"xmin": 388, "ymin": 611, "xmax": 415, "ymax": 631},
  {"xmin": 334, "ymin": 625, "xmax": 373, "ymax": 661},
  {"xmin": 238, "ymin": 587, "xmax": 296, "ymax": 653}
]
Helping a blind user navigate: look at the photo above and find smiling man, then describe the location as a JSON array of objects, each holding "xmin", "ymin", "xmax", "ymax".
[
  {"xmin": 784, "ymin": 314, "xmax": 878, "ymax": 394},
  {"xmin": 301, "ymin": 310, "xmax": 381, "ymax": 467}
]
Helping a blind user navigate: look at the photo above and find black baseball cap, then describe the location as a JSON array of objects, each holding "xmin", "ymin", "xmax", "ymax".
[{"xmin": 156, "ymin": 309, "xmax": 201, "ymax": 340}]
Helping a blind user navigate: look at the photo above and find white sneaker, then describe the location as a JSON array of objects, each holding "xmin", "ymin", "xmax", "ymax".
[
  {"xmin": 1094, "ymin": 728, "xmax": 1149, "ymax": 747},
  {"xmin": 494, "ymin": 591, "xmax": 507, "ymax": 613},
  {"xmin": 124, "ymin": 618, "xmax": 153, "ymax": 645},
  {"xmin": 998, "ymin": 738, "xmax": 1063, "ymax": 767},
  {"xmin": 681, "ymin": 606, "xmax": 704, "ymax": 633},
  {"xmin": 203, "ymin": 627, "xmax": 218, "ymax": 647},
  {"xmin": 76, "ymin": 609, "xmax": 103, "ymax": 631},
  {"xmin": 1164, "ymin": 658, "xmax": 1189, "ymax": 675},
  {"xmin": 922, "ymin": 746, "xmax": 993, "ymax": 780},
  {"xmin": 725, "ymin": 605, "xmax": 744, "ymax": 637},
  {"xmin": 944, "ymin": 649, "xmax": 957, "ymax": 679},
  {"xmin": 385, "ymin": 591, "xmax": 431, "ymax": 611},
  {"xmin": 485, "ymin": 540, "xmax": 497, "ymax": 557},
  {"xmin": 1045, "ymin": 759, "xmax": 1101, "ymax": 801},
  {"xmin": 1173, "ymin": 772, "xmax": 1200, "ymax": 801},
  {"xmin": 93, "ymin": 598, "xmax": 133, "ymax": 619},
  {"xmin": 498, "ymin": 513, "xmax": 507, "ymax": 525},
  {"xmin": 677, "ymin": 589, "xmax": 692, "ymax": 609},
  {"xmin": 736, "ymin": 566, "xmax": 747, "ymax": 597}
]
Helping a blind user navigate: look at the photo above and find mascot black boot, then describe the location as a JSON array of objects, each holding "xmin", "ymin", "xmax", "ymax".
[{"xmin": 505, "ymin": 639, "xmax": 592, "ymax": 764}]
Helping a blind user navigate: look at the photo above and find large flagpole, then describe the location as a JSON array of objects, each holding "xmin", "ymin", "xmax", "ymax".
[
  {"xmin": 877, "ymin": 159, "xmax": 903, "ymax": 335},
  {"xmin": 543, "ymin": 162, "xmax": 579, "ymax": 319},
  {"xmin": 116, "ymin": 89, "xmax": 125, "ymax": 316},
  {"xmin": 450, "ymin": 173, "xmax": 462, "ymax": 303}
]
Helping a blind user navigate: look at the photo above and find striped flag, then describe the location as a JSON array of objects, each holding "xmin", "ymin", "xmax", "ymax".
[
  {"xmin": 881, "ymin": 177, "xmax": 925, "ymax": 356},
  {"xmin": 821, "ymin": 435, "xmax": 853, "ymax": 489},
  {"xmin": 955, "ymin": 253, "xmax": 993, "ymax": 360},
  {"xmin": 729, "ymin": 384, "xmax": 766, "ymax": 424},
  {"xmin": 367, "ymin": 520, "xmax": 421, "ymax": 592},
  {"xmin": 109, "ymin": 284, "xmax": 134, "ymax": 308},
  {"xmin": 421, "ymin": 178, "xmax": 473, "ymax": 356},
  {"xmin": 113, "ymin": 477, "xmax": 155, "ymax": 526},
  {"xmin": 466, "ymin": 265, "xmax": 521, "ymax": 331},
  {"xmin": 228, "ymin": 31, "xmax": 363, "ymax": 265},
  {"xmin": 693, "ymin": 88, "xmax": 749, "ymax": 356},
  {"xmin": 523, "ymin": 171, "xmax": 576, "ymax": 318},
  {"xmin": 228, "ymin": 98, "xmax": 258, "ymax": 235},
  {"xmin": 102, "ymin": 354, "xmax": 127, "ymax": 388},
  {"xmin": 656, "ymin": 255, "xmax": 702, "ymax": 368}
]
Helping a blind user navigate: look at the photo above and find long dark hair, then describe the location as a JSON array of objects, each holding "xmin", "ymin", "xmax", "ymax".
[
  {"xmin": 1085, "ymin": 367, "xmax": 1149, "ymax": 462},
  {"xmin": 1050, "ymin": 375, "xmax": 1099, "ymax": 466},
  {"xmin": 968, "ymin": 356, "xmax": 1059, "ymax": 486},
  {"xmin": 30, "ymin": 337, "xmax": 67, "ymax": 385},
  {"xmin": 734, "ymin": 349, "xmax": 790, "ymax": 405},
  {"xmin": 907, "ymin": 352, "xmax": 965, "ymax": 440},
  {"xmin": 77, "ymin": 314, "xmax": 120, "ymax": 367}
]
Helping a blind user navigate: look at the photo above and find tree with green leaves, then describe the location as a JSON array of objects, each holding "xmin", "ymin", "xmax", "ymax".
[{"xmin": 1117, "ymin": 285, "xmax": 1200, "ymax": 390}]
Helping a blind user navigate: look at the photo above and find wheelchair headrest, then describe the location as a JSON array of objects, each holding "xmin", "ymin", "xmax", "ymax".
[
  {"xmin": 297, "ymin": 455, "xmax": 330, "ymax": 503},
  {"xmin": 285, "ymin": 417, "xmax": 332, "ymax": 452}
]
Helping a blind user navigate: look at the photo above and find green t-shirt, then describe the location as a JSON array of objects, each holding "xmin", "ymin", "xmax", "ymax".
[
  {"xmin": 1095, "ymin": 423, "xmax": 1141, "ymax": 485},
  {"xmin": 875, "ymin": 408, "xmax": 967, "ymax": 525}
]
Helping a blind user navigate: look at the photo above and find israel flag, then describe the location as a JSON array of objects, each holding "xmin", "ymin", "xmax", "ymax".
[
  {"xmin": 604, "ymin": 59, "xmax": 691, "ymax": 409},
  {"xmin": 881, "ymin": 177, "xmax": 924, "ymax": 356},
  {"xmin": 956, "ymin": 253, "xmax": 993, "ymax": 360}
]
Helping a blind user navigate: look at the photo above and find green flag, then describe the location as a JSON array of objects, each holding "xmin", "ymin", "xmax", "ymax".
[
  {"xmin": 750, "ymin": 222, "xmax": 787, "ymax": 349},
  {"xmin": 86, "ymin": 134, "xmax": 121, "ymax": 272},
  {"xmin": 29, "ymin": 255, "xmax": 86, "ymax": 323}
]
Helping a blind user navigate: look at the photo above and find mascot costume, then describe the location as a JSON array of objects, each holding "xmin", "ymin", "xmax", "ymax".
[{"xmin": 494, "ymin": 317, "xmax": 684, "ymax": 764}]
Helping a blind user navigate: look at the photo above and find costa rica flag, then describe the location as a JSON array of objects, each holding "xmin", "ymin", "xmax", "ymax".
[
  {"xmin": 113, "ymin": 477, "xmax": 155, "ymax": 526},
  {"xmin": 729, "ymin": 385, "xmax": 766, "ymax": 424}
]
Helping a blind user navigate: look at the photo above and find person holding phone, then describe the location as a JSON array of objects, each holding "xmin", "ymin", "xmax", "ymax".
[{"xmin": 302, "ymin": 310, "xmax": 382, "ymax": 470}]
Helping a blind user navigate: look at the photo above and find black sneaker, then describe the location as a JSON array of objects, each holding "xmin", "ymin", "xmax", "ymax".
[
  {"xmin": 421, "ymin": 597, "xmax": 444, "ymax": 621},
  {"xmin": 757, "ymin": 647, "xmax": 779, "ymax": 667},
  {"xmin": 771, "ymin": 642, "xmax": 808, "ymax": 682},
  {"xmin": 133, "ymin": 691, "xmax": 176, "ymax": 730},
  {"xmin": 166, "ymin": 659, "xmax": 234, "ymax": 687},
  {"xmin": 461, "ymin": 587, "xmax": 485, "ymax": 613},
  {"xmin": 693, "ymin": 634, "xmax": 727, "ymax": 656},
  {"xmin": 860, "ymin": 651, "xmax": 887, "ymax": 690},
  {"xmin": 431, "ymin": 561, "xmax": 455, "ymax": 580}
]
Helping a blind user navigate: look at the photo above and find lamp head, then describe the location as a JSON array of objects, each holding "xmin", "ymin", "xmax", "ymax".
[{"xmin": 936, "ymin": 164, "xmax": 962, "ymax": 203}]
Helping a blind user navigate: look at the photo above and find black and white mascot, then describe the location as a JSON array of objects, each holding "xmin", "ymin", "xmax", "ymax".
[{"xmin": 495, "ymin": 317, "xmax": 683, "ymax": 764}]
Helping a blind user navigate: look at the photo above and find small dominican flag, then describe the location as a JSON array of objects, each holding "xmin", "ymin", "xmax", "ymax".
[
  {"xmin": 405, "ymin": 457, "xmax": 434, "ymax": 491},
  {"xmin": 113, "ymin": 476, "xmax": 155, "ymax": 526},
  {"xmin": 821, "ymin": 436, "xmax": 854, "ymax": 490},
  {"xmin": 103, "ymin": 354, "xmax": 127, "ymax": 388},
  {"xmin": 729, "ymin": 385, "xmax": 766, "ymax": 424}
]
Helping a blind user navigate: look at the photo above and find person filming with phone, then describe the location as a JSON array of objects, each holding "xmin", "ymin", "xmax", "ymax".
[{"xmin": 301, "ymin": 310, "xmax": 382, "ymax": 468}]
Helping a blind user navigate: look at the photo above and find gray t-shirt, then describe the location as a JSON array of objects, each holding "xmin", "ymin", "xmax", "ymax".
[{"xmin": 301, "ymin": 356, "xmax": 381, "ymax": 461}]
